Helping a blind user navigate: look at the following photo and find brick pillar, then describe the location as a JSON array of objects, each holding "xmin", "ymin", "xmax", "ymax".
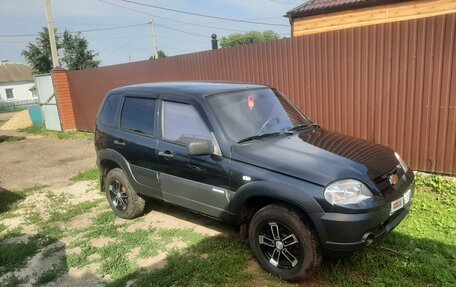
[{"xmin": 52, "ymin": 68, "xmax": 76, "ymax": 131}]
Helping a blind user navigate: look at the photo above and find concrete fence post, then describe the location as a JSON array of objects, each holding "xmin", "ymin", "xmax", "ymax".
[{"xmin": 51, "ymin": 68, "xmax": 76, "ymax": 131}]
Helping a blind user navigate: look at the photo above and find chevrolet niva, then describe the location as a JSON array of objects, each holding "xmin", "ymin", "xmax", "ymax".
[{"xmin": 95, "ymin": 82, "xmax": 414, "ymax": 281}]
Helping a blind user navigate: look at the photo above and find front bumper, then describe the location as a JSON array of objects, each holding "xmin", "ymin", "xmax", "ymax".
[{"xmin": 311, "ymin": 183, "xmax": 414, "ymax": 252}]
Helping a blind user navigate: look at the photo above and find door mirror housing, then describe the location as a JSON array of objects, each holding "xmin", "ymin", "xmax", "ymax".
[{"xmin": 187, "ymin": 141, "xmax": 214, "ymax": 156}]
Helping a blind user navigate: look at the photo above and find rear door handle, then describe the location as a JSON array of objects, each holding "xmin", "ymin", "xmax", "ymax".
[
  {"xmin": 113, "ymin": 140, "xmax": 126, "ymax": 146},
  {"xmin": 158, "ymin": 151, "xmax": 174, "ymax": 159}
]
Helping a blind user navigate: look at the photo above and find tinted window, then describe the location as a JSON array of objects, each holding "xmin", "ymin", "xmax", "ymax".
[
  {"xmin": 120, "ymin": 97, "xmax": 156, "ymax": 136},
  {"xmin": 163, "ymin": 101, "xmax": 211, "ymax": 144},
  {"xmin": 100, "ymin": 95, "xmax": 121, "ymax": 127}
]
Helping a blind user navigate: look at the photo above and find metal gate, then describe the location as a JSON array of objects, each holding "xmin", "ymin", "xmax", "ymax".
[{"xmin": 35, "ymin": 74, "xmax": 62, "ymax": 131}]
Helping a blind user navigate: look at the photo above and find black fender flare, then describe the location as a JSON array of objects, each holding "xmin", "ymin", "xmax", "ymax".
[
  {"xmin": 98, "ymin": 149, "xmax": 136, "ymax": 190},
  {"xmin": 229, "ymin": 181, "xmax": 325, "ymax": 224}
]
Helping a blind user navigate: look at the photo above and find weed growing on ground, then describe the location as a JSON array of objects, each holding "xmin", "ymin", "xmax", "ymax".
[{"xmin": 18, "ymin": 125, "xmax": 93, "ymax": 140}]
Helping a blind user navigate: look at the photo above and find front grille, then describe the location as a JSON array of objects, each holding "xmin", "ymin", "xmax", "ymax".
[{"xmin": 374, "ymin": 164, "xmax": 408, "ymax": 201}]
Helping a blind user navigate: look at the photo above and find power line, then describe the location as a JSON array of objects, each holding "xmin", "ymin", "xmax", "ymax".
[
  {"xmin": 155, "ymin": 24, "xmax": 208, "ymax": 38},
  {"xmin": 115, "ymin": 0, "xmax": 289, "ymax": 27},
  {"xmin": 0, "ymin": 23, "xmax": 148, "ymax": 38},
  {"xmin": 97, "ymin": 0, "xmax": 261, "ymax": 33}
]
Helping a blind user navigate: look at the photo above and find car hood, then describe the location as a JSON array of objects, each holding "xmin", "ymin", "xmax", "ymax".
[{"xmin": 231, "ymin": 128, "xmax": 398, "ymax": 187}]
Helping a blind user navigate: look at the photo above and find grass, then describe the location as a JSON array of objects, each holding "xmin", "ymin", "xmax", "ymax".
[
  {"xmin": 0, "ymin": 185, "xmax": 46, "ymax": 214},
  {"xmin": 0, "ymin": 135, "xmax": 26, "ymax": 143},
  {"xmin": 0, "ymin": 274, "xmax": 28, "ymax": 287},
  {"xmin": 18, "ymin": 125, "xmax": 93, "ymax": 140},
  {"xmin": 34, "ymin": 260, "xmax": 67, "ymax": 286},
  {"xmin": 0, "ymin": 173, "xmax": 455, "ymax": 286},
  {"xmin": 70, "ymin": 167, "xmax": 99, "ymax": 182},
  {"xmin": 0, "ymin": 235, "xmax": 52, "ymax": 276}
]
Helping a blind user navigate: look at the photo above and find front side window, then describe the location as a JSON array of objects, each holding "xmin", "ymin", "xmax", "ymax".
[
  {"xmin": 120, "ymin": 97, "xmax": 156, "ymax": 136},
  {"xmin": 207, "ymin": 88, "xmax": 311, "ymax": 142},
  {"xmin": 162, "ymin": 101, "xmax": 211, "ymax": 144},
  {"xmin": 5, "ymin": 88, "xmax": 14, "ymax": 99}
]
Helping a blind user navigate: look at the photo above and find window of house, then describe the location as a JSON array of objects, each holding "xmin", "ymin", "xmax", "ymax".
[
  {"xmin": 120, "ymin": 97, "xmax": 156, "ymax": 136},
  {"xmin": 162, "ymin": 101, "xmax": 211, "ymax": 144},
  {"xmin": 5, "ymin": 89, "xmax": 14, "ymax": 99}
]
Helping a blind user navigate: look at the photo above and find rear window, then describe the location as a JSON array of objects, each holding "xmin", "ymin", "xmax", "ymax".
[
  {"xmin": 120, "ymin": 97, "xmax": 156, "ymax": 136},
  {"xmin": 99, "ymin": 95, "xmax": 121, "ymax": 127}
]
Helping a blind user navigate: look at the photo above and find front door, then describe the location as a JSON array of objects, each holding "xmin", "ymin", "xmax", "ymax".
[{"xmin": 157, "ymin": 99, "xmax": 231, "ymax": 219}]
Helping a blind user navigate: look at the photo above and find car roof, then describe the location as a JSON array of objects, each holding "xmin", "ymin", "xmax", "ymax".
[{"xmin": 108, "ymin": 81, "xmax": 268, "ymax": 98}]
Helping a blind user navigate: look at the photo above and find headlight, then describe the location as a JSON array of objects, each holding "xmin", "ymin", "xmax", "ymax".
[
  {"xmin": 324, "ymin": 179, "xmax": 373, "ymax": 205},
  {"xmin": 395, "ymin": 152, "xmax": 409, "ymax": 173}
]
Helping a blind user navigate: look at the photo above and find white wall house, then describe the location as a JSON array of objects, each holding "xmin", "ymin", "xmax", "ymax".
[{"xmin": 0, "ymin": 62, "xmax": 37, "ymax": 103}]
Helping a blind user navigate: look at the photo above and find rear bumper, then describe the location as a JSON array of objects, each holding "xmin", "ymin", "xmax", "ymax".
[{"xmin": 311, "ymin": 183, "xmax": 414, "ymax": 252}]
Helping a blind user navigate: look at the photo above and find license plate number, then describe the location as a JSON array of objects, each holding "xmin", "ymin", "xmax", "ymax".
[{"xmin": 390, "ymin": 189, "xmax": 412, "ymax": 215}]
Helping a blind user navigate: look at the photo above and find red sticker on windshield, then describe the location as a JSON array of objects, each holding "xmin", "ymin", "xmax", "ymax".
[{"xmin": 248, "ymin": 95, "xmax": 255, "ymax": 110}]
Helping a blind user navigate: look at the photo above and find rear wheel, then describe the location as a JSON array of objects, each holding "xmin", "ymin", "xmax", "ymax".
[
  {"xmin": 105, "ymin": 168, "xmax": 145, "ymax": 219},
  {"xmin": 248, "ymin": 204, "xmax": 321, "ymax": 282}
]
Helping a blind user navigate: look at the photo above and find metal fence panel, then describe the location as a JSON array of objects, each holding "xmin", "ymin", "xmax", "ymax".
[
  {"xmin": 36, "ymin": 74, "xmax": 62, "ymax": 131},
  {"xmin": 66, "ymin": 13, "xmax": 456, "ymax": 175}
]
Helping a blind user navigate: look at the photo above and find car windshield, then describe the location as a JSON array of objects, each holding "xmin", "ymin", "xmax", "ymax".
[{"xmin": 207, "ymin": 88, "xmax": 312, "ymax": 142}]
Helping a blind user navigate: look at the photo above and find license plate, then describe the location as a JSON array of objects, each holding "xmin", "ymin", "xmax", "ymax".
[{"xmin": 390, "ymin": 189, "xmax": 412, "ymax": 215}]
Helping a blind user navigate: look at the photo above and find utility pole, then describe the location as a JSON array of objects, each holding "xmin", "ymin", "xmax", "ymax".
[
  {"xmin": 44, "ymin": 0, "xmax": 59, "ymax": 67},
  {"xmin": 149, "ymin": 20, "xmax": 159, "ymax": 59}
]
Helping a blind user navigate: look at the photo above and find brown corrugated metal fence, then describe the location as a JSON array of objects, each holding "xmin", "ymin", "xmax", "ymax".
[{"xmin": 66, "ymin": 13, "xmax": 456, "ymax": 175}]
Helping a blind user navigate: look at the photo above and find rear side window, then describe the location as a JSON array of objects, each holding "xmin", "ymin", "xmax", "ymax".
[
  {"xmin": 99, "ymin": 95, "xmax": 121, "ymax": 127},
  {"xmin": 162, "ymin": 101, "xmax": 211, "ymax": 144},
  {"xmin": 120, "ymin": 97, "xmax": 156, "ymax": 136}
]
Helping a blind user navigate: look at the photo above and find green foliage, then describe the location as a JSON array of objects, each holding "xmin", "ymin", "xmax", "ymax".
[
  {"xmin": 70, "ymin": 167, "xmax": 100, "ymax": 182},
  {"xmin": 132, "ymin": 237, "xmax": 253, "ymax": 287},
  {"xmin": 22, "ymin": 27, "xmax": 100, "ymax": 74},
  {"xmin": 0, "ymin": 185, "xmax": 45, "ymax": 213},
  {"xmin": 35, "ymin": 260, "xmax": 67, "ymax": 285},
  {"xmin": 21, "ymin": 27, "xmax": 58, "ymax": 74},
  {"xmin": 0, "ymin": 235, "xmax": 49, "ymax": 276},
  {"xmin": 0, "ymin": 274, "xmax": 28, "ymax": 287},
  {"xmin": 149, "ymin": 49, "xmax": 167, "ymax": 60},
  {"xmin": 220, "ymin": 30, "xmax": 281, "ymax": 48},
  {"xmin": 18, "ymin": 125, "xmax": 93, "ymax": 140},
  {"xmin": 0, "ymin": 135, "xmax": 26, "ymax": 144},
  {"xmin": 61, "ymin": 31, "xmax": 101, "ymax": 70}
]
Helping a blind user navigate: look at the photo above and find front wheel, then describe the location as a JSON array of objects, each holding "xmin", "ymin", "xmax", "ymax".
[
  {"xmin": 248, "ymin": 204, "xmax": 321, "ymax": 282},
  {"xmin": 105, "ymin": 168, "xmax": 145, "ymax": 219}
]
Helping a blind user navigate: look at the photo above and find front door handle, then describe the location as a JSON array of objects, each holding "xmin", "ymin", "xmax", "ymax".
[
  {"xmin": 158, "ymin": 151, "xmax": 174, "ymax": 159},
  {"xmin": 113, "ymin": 140, "xmax": 126, "ymax": 146}
]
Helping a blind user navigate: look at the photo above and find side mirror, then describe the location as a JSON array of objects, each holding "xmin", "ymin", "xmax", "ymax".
[{"xmin": 187, "ymin": 141, "xmax": 214, "ymax": 156}]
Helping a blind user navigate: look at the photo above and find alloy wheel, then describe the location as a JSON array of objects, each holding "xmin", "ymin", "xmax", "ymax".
[
  {"xmin": 109, "ymin": 179, "xmax": 128, "ymax": 211},
  {"xmin": 258, "ymin": 222, "xmax": 301, "ymax": 269}
]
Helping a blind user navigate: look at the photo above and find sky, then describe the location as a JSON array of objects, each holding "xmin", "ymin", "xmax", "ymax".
[{"xmin": 0, "ymin": 0, "xmax": 301, "ymax": 67}]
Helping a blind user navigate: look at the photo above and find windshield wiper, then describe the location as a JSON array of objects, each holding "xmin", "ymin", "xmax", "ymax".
[
  {"xmin": 287, "ymin": 124, "xmax": 313, "ymax": 132},
  {"xmin": 237, "ymin": 131, "xmax": 293, "ymax": 144}
]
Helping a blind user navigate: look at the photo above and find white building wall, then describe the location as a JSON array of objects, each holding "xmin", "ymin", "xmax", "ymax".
[{"xmin": 0, "ymin": 81, "xmax": 36, "ymax": 102}]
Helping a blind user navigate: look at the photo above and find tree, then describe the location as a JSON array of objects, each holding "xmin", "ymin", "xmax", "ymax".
[
  {"xmin": 22, "ymin": 27, "xmax": 59, "ymax": 74},
  {"xmin": 61, "ymin": 31, "xmax": 100, "ymax": 70},
  {"xmin": 149, "ymin": 49, "xmax": 167, "ymax": 60},
  {"xmin": 220, "ymin": 31, "xmax": 281, "ymax": 48},
  {"xmin": 22, "ymin": 27, "xmax": 100, "ymax": 74}
]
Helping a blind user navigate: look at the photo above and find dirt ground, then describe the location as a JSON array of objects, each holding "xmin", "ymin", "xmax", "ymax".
[
  {"xmin": 0, "ymin": 112, "xmax": 17, "ymax": 126},
  {"xmin": 0, "ymin": 116, "xmax": 253, "ymax": 287},
  {"xmin": 0, "ymin": 134, "xmax": 95, "ymax": 190}
]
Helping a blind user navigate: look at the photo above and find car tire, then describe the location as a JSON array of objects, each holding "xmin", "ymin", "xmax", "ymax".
[
  {"xmin": 105, "ymin": 168, "xmax": 145, "ymax": 219},
  {"xmin": 248, "ymin": 204, "xmax": 321, "ymax": 282}
]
